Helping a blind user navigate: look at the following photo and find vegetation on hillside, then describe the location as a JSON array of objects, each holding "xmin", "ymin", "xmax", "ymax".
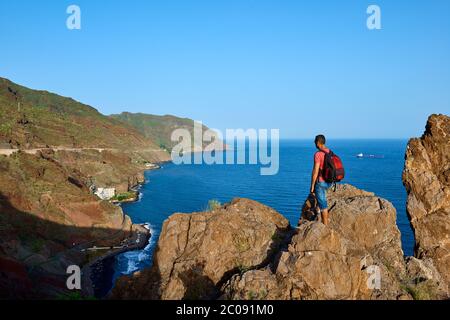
[
  {"xmin": 0, "ymin": 78, "xmax": 159, "ymax": 150},
  {"xmin": 111, "ymin": 191, "xmax": 138, "ymax": 202},
  {"xmin": 111, "ymin": 112, "xmax": 219, "ymax": 152}
]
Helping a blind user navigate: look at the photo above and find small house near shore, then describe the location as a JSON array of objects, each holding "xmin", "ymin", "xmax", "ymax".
[{"xmin": 95, "ymin": 188, "xmax": 116, "ymax": 200}]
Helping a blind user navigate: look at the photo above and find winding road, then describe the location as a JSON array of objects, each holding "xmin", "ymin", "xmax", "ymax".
[{"xmin": 0, "ymin": 147, "xmax": 167, "ymax": 157}]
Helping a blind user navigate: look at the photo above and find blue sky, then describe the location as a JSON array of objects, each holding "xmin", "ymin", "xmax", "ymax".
[{"xmin": 1, "ymin": 0, "xmax": 449, "ymax": 138}]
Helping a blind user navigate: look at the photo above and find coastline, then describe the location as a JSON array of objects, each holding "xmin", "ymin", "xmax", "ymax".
[
  {"xmin": 81, "ymin": 160, "xmax": 170, "ymax": 298},
  {"xmin": 81, "ymin": 223, "xmax": 151, "ymax": 298}
]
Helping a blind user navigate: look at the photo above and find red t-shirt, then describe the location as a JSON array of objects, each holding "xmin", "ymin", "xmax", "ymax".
[{"xmin": 314, "ymin": 148, "xmax": 330, "ymax": 182}]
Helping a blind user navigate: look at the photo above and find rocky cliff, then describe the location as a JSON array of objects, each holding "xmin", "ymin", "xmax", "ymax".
[
  {"xmin": 111, "ymin": 185, "xmax": 425, "ymax": 300},
  {"xmin": 113, "ymin": 198, "xmax": 291, "ymax": 300},
  {"xmin": 0, "ymin": 78, "xmax": 222, "ymax": 299},
  {"xmin": 111, "ymin": 115, "xmax": 450, "ymax": 301},
  {"xmin": 0, "ymin": 151, "xmax": 137, "ymax": 298},
  {"xmin": 403, "ymin": 114, "xmax": 450, "ymax": 296},
  {"xmin": 112, "ymin": 181, "xmax": 449, "ymax": 300}
]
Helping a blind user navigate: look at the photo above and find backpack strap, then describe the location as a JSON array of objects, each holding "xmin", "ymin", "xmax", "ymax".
[{"xmin": 320, "ymin": 149, "xmax": 332, "ymax": 154}]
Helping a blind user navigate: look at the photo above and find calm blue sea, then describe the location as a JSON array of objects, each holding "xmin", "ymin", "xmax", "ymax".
[{"xmin": 92, "ymin": 139, "xmax": 415, "ymax": 297}]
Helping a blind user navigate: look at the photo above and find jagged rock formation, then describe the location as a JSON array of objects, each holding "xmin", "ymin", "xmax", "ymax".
[
  {"xmin": 113, "ymin": 185, "xmax": 421, "ymax": 300},
  {"xmin": 403, "ymin": 114, "xmax": 450, "ymax": 296},
  {"xmin": 223, "ymin": 185, "xmax": 408, "ymax": 300},
  {"xmin": 113, "ymin": 199, "xmax": 291, "ymax": 300}
]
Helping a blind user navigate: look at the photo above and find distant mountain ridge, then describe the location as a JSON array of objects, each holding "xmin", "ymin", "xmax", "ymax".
[
  {"xmin": 0, "ymin": 77, "xmax": 221, "ymax": 154},
  {"xmin": 0, "ymin": 78, "xmax": 157, "ymax": 150},
  {"xmin": 110, "ymin": 112, "xmax": 224, "ymax": 152}
]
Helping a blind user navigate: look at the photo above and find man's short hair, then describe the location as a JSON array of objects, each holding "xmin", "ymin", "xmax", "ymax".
[{"xmin": 315, "ymin": 135, "xmax": 326, "ymax": 145}]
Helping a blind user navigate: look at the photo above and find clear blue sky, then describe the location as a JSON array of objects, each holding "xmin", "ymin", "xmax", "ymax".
[{"xmin": 1, "ymin": 0, "xmax": 449, "ymax": 138}]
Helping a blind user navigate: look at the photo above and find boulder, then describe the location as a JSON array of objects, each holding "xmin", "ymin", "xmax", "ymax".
[
  {"xmin": 403, "ymin": 114, "xmax": 450, "ymax": 296},
  {"xmin": 327, "ymin": 184, "xmax": 406, "ymax": 278},
  {"xmin": 112, "ymin": 198, "xmax": 291, "ymax": 300},
  {"xmin": 223, "ymin": 185, "xmax": 408, "ymax": 300},
  {"xmin": 403, "ymin": 257, "xmax": 448, "ymax": 299}
]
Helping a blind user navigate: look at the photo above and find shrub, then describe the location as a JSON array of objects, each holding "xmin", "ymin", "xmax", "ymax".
[
  {"xmin": 111, "ymin": 191, "xmax": 137, "ymax": 202},
  {"xmin": 207, "ymin": 199, "xmax": 221, "ymax": 212},
  {"xmin": 403, "ymin": 281, "xmax": 436, "ymax": 300}
]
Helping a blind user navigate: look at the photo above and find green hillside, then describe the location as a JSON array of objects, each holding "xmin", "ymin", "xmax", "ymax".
[
  {"xmin": 0, "ymin": 78, "xmax": 159, "ymax": 150},
  {"xmin": 110, "ymin": 112, "xmax": 217, "ymax": 152}
]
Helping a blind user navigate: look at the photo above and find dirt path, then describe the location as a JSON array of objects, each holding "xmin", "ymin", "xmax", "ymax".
[{"xmin": 0, "ymin": 147, "xmax": 166, "ymax": 157}]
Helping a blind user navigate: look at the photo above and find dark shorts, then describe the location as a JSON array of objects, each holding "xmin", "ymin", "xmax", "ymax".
[{"xmin": 315, "ymin": 181, "xmax": 332, "ymax": 210}]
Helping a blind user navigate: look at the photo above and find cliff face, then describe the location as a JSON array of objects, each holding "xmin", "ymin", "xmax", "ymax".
[
  {"xmin": 113, "ymin": 199, "xmax": 291, "ymax": 300},
  {"xmin": 50, "ymin": 149, "xmax": 168, "ymax": 193},
  {"xmin": 0, "ymin": 151, "xmax": 135, "ymax": 298},
  {"xmin": 403, "ymin": 114, "xmax": 450, "ymax": 295},
  {"xmin": 113, "ymin": 185, "xmax": 422, "ymax": 300}
]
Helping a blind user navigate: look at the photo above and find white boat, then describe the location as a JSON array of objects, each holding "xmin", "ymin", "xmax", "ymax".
[{"xmin": 356, "ymin": 153, "xmax": 385, "ymax": 159}]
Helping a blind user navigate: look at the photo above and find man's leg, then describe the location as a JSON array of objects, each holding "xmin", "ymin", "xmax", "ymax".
[
  {"xmin": 321, "ymin": 208, "xmax": 329, "ymax": 225},
  {"xmin": 315, "ymin": 183, "xmax": 327, "ymax": 225},
  {"xmin": 316, "ymin": 183, "xmax": 330, "ymax": 225}
]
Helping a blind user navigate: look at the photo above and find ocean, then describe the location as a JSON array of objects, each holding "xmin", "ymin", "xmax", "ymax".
[{"xmin": 91, "ymin": 139, "xmax": 414, "ymax": 297}]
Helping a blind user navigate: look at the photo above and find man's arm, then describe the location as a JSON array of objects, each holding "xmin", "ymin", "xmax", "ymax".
[{"xmin": 310, "ymin": 161, "xmax": 320, "ymax": 194}]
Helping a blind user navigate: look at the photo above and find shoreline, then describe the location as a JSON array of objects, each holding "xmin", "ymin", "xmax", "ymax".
[
  {"xmin": 81, "ymin": 160, "xmax": 170, "ymax": 298},
  {"xmin": 81, "ymin": 223, "xmax": 151, "ymax": 298}
]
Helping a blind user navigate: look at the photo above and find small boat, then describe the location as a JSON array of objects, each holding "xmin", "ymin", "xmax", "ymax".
[{"xmin": 356, "ymin": 153, "xmax": 385, "ymax": 159}]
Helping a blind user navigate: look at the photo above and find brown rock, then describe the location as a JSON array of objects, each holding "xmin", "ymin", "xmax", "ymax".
[
  {"xmin": 327, "ymin": 184, "xmax": 406, "ymax": 277},
  {"xmin": 114, "ymin": 185, "xmax": 412, "ymax": 300},
  {"xmin": 223, "ymin": 185, "xmax": 408, "ymax": 300},
  {"xmin": 224, "ymin": 222, "xmax": 371, "ymax": 300},
  {"xmin": 403, "ymin": 257, "xmax": 447, "ymax": 299},
  {"xmin": 403, "ymin": 114, "xmax": 450, "ymax": 296},
  {"xmin": 112, "ymin": 198, "xmax": 291, "ymax": 300}
]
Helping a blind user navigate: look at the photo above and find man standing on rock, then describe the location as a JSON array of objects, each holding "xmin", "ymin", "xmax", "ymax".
[{"xmin": 310, "ymin": 135, "xmax": 332, "ymax": 225}]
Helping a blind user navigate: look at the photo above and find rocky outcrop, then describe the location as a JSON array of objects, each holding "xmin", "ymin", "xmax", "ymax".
[
  {"xmin": 327, "ymin": 185, "xmax": 406, "ymax": 276},
  {"xmin": 112, "ymin": 199, "xmax": 291, "ymax": 300},
  {"xmin": 222, "ymin": 185, "xmax": 408, "ymax": 300},
  {"xmin": 403, "ymin": 114, "xmax": 450, "ymax": 296},
  {"xmin": 113, "ymin": 185, "xmax": 419, "ymax": 300}
]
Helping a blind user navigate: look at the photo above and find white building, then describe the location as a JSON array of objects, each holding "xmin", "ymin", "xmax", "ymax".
[{"xmin": 95, "ymin": 188, "xmax": 116, "ymax": 200}]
